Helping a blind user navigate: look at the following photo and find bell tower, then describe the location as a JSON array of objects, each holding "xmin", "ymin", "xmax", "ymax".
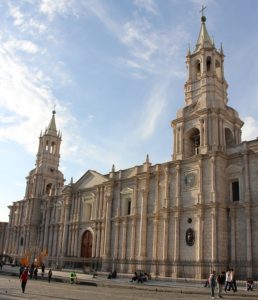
[
  {"xmin": 172, "ymin": 14, "xmax": 243, "ymax": 160},
  {"xmin": 25, "ymin": 110, "xmax": 64, "ymax": 199}
]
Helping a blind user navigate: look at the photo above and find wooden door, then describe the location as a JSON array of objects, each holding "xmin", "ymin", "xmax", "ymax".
[{"xmin": 81, "ymin": 230, "xmax": 92, "ymax": 258}]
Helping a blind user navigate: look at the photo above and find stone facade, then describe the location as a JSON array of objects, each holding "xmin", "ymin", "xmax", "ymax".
[
  {"xmin": 2, "ymin": 16, "xmax": 258, "ymax": 279},
  {"xmin": 0, "ymin": 222, "xmax": 7, "ymax": 256}
]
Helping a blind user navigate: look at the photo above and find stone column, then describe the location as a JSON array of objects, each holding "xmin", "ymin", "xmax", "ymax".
[
  {"xmin": 245, "ymin": 207, "xmax": 253, "ymax": 277},
  {"xmin": 198, "ymin": 158, "xmax": 203, "ymax": 204},
  {"xmin": 69, "ymin": 225, "xmax": 74, "ymax": 256},
  {"xmin": 196, "ymin": 212, "xmax": 204, "ymax": 278},
  {"xmin": 160, "ymin": 213, "xmax": 169, "ymax": 276},
  {"xmin": 113, "ymin": 221, "xmax": 120, "ymax": 259},
  {"xmin": 152, "ymin": 219, "xmax": 158, "ymax": 260},
  {"xmin": 100, "ymin": 223, "xmax": 105, "ymax": 256},
  {"xmin": 48, "ymin": 225, "xmax": 53, "ymax": 257},
  {"xmin": 211, "ymin": 112, "xmax": 218, "ymax": 147},
  {"xmin": 121, "ymin": 219, "xmax": 127, "ymax": 272},
  {"xmin": 211, "ymin": 209, "xmax": 217, "ymax": 262},
  {"xmin": 243, "ymin": 149, "xmax": 250, "ymax": 203},
  {"xmin": 200, "ymin": 118, "xmax": 204, "ymax": 146},
  {"xmin": 74, "ymin": 224, "xmax": 79, "ymax": 256},
  {"xmin": 172, "ymin": 212, "xmax": 180, "ymax": 278},
  {"xmin": 230, "ymin": 208, "xmax": 236, "ymax": 262},
  {"xmin": 179, "ymin": 126, "xmax": 183, "ymax": 154},
  {"xmin": 95, "ymin": 223, "xmax": 100, "ymax": 257},
  {"xmin": 173, "ymin": 126, "xmax": 176, "ymax": 157},
  {"xmin": 175, "ymin": 163, "xmax": 181, "ymax": 207},
  {"xmin": 67, "ymin": 225, "xmax": 71, "ymax": 257},
  {"xmin": 61, "ymin": 198, "xmax": 71, "ymax": 258},
  {"xmin": 99, "ymin": 188, "xmax": 104, "ymax": 219},
  {"xmin": 43, "ymin": 205, "xmax": 50, "ymax": 252},
  {"xmin": 162, "ymin": 213, "xmax": 168, "ymax": 261},
  {"xmin": 220, "ymin": 118, "xmax": 224, "ymax": 147},
  {"xmin": 92, "ymin": 225, "xmax": 97, "ymax": 258},
  {"xmin": 163, "ymin": 166, "xmax": 169, "ymax": 208},
  {"xmin": 210, "ymin": 156, "xmax": 216, "ymax": 202},
  {"xmin": 52, "ymin": 225, "xmax": 58, "ymax": 257},
  {"xmin": 138, "ymin": 189, "xmax": 148, "ymax": 259},
  {"xmin": 103, "ymin": 195, "xmax": 112, "ymax": 258},
  {"xmin": 203, "ymin": 117, "xmax": 207, "ymax": 146}
]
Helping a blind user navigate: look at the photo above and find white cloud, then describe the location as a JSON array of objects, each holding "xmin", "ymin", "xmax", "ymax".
[
  {"xmin": 39, "ymin": 0, "xmax": 79, "ymax": 20},
  {"xmin": 0, "ymin": 46, "xmax": 72, "ymax": 154},
  {"xmin": 134, "ymin": 0, "xmax": 159, "ymax": 15},
  {"xmin": 3, "ymin": 39, "xmax": 39, "ymax": 54},
  {"xmin": 8, "ymin": 4, "xmax": 24, "ymax": 26},
  {"xmin": 136, "ymin": 78, "xmax": 170, "ymax": 139},
  {"xmin": 242, "ymin": 116, "xmax": 258, "ymax": 141}
]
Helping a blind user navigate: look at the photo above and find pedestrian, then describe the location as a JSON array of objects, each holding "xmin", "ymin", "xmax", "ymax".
[
  {"xmin": 34, "ymin": 267, "xmax": 38, "ymax": 279},
  {"xmin": 231, "ymin": 269, "xmax": 237, "ymax": 292},
  {"xmin": 217, "ymin": 271, "xmax": 226, "ymax": 298},
  {"xmin": 0, "ymin": 261, "xmax": 3, "ymax": 270},
  {"xmin": 70, "ymin": 271, "xmax": 77, "ymax": 284},
  {"xmin": 19, "ymin": 265, "xmax": 25, "ymax": 277},
  {"xmin": 48, "ymin": 268, "xmax": 52, "ymax": 283},
  {"xmin": 20, "ymin": 269, "xmax": 29, "ymax": 293},
  {"xmin": 29, "ymin": 265, "xmax": 34, "ymax": 279},
  {"xmin": 209, "ymin": 270, "xmax": 217, "ymax": 299},
  {"xmin": 246, "ymin": 278, "xmax": 254, "ymax": 291},
  {"xmin": 224, "ymin": 269, "xmax": 232, "ymax": 292},
  {"xmin": 41, "ymin": 263, "xmax": 45, "ymax": 277}
]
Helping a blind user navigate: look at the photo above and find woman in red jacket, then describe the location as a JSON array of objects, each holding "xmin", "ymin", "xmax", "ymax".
[{"xmin": 20, "ymin": 269, "xmax": 29, "ymax": 293}]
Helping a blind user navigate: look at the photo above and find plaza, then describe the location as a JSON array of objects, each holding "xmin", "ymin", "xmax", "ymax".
[{"xmin": 0, "ymin": 266, "xmax": 257, "ymax": 300}]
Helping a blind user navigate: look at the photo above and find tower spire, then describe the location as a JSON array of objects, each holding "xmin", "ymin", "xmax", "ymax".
[
  {"xmin": 194, "ymin": 7, "xmax": 213, "ymax": 53},
  {"xmin": 46, "ymin": 110, "xmax": 57, "ymax": 135}
]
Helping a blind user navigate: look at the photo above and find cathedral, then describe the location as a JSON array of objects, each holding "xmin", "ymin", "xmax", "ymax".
[{"xmin": 2, "ymin": 14, "xmax": 258, "ymax": 280}]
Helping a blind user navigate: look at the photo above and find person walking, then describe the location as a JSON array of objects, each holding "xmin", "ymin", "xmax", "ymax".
[
  {"xmin": 224, "ymin": 269, "xmax": 232, "ymax": 292},
  {"xmin": 48, "ymin": 269, "xmax": 52, "ymax": 283},
  {"xmin": 34, "ymin": 267, "xmax": 38, "ymax": 280},
  {"xmin": 41, "ymin": 263, "xmax": 45, "ymax": 277},
  {"xmin": 20, "ymin": 269, "xmax": 29, "ymax": 293},
  {"xmin": 231, "ymin": 269, "xmax": 237, "ymax": 292},
  {"xmin": 217, "ymin": 271, "xmax": 226, "ymax": 298},
  {"xmin": 209, "ymin": 270, "xmax": 217, "ymax": 299}
]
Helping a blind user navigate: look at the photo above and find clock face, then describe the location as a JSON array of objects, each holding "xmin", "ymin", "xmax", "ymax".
[{"xmin": 184, "ymin": 173, "xmax": 196, "ymax": 187}]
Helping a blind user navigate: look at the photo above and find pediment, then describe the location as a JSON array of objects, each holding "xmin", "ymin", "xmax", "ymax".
[
  {"xmin": 74, "ymin": 170, "xmax": 108, "ymax": 190},
  {"xmin": 226, "ymin": 164, "xmax": 243, "ymax": 175},
  {"xmin": 121, "ymin": 187, "xmax": 134, "ymax": 195}
]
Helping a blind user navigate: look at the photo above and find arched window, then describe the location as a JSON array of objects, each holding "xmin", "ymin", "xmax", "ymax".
[
  {"xmin": 225, "ymin": 128, "xmax": 234, "ymax": 146},
  {"xmin": 45, "ymin": 140, "xmax": 49, "ymax": 151},
  {"xmin": 120, "ymin": 188, "xmax": 134, "ymax": 216},
  {"xmin": 185, "ymin": 128, "xmax": 200, "ymax": 157},
  {"xmin": 46, "ymin": 183, "xmax": 52, "ymax": 195},
  {"xmin": 50, "ymin": 142, "xmax": 56, "ymax": 154},
  {"xmin": 196, "ymin": 60, "xmax": 201, "ymax": 78},
  {"xmin": 206, "ymin": 56, "xmax": 211, "ymax": 72}
]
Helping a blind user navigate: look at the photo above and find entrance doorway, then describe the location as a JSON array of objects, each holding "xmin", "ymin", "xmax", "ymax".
[{"xmin": 81, "ymin": 230, "xmax": 92, "ymax": 258}]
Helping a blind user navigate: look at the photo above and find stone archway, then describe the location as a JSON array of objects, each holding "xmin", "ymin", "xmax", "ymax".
[{"xmin": 81, "ymin": 230, "xmax": 92, "ymax": 258}]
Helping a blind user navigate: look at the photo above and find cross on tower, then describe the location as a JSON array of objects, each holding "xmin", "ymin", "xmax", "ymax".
[{"xmin": 200, "ymin": 5, "xmax": 207, "ymax": 16}]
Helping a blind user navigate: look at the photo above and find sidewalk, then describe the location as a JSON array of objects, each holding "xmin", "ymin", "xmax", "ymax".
[{"xmin": 1, "ymin": 265, "xmax": 258, "ymax": 298}]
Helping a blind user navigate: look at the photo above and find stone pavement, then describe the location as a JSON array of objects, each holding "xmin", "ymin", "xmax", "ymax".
[{"xmin": 0, "ymin": 265, "xmax": 258, "ymax": 299}]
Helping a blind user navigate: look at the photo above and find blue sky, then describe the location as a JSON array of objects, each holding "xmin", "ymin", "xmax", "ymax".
[{"xmin": 0, "ymin": 0, "xmax": 258, "ymax": 222}]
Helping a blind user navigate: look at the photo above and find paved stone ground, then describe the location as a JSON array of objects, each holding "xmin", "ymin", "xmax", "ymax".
[
  {"xmin": 0, "ymin": 275, "xmax": 257, "ymax": 300},
  {"xmin": 0, "ymin": 266, "xmax": 257, "ymax": 300}
]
